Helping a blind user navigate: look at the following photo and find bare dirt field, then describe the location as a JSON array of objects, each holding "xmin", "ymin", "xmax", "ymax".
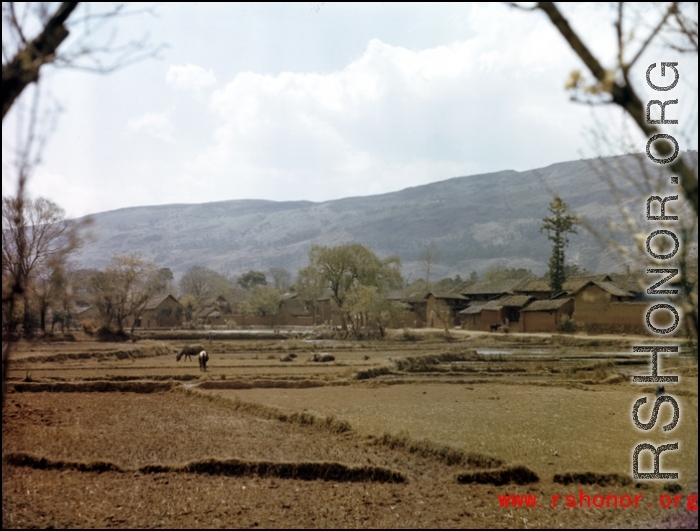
[{"xmin": 2, "ymin": 330, "xmax": 698, "ymax": 528}]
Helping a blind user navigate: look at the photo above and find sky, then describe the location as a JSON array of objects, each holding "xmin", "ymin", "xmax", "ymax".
[{"xmin": 2, "ymin": 2, "xmax": 698, "ymax": 218}]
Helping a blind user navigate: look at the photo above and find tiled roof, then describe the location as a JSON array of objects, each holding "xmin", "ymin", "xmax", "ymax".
[
  {"xmin": 427, "ymin": 291, "xmax": 469, "ymax": 300},
  {"xmin": 460, "ymin": 304, "xmax": 485, "ymax": 315},
  {"xmin": 522, "ymin": 298, "xmax": 573, "ymax": 311},
  {"xmin": 570, "ymin": 280, "xmax": 632, "ymax": 298},
  {"xmin": 481, "ymin": 300, "xmax": 505, "ymax": 311},
  {"xmin": 460, "ymin": 278, "xmax": 527, "ymax": 296},
  {"xmin": 498, "ymin": 295, "xmax": 535, "ymax": 308},
  {"xmin": 143, "ymin": 294, "xmax": 178, "ymax": 310}
]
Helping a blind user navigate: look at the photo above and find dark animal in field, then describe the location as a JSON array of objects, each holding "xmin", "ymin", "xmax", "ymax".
[
  {"xmin": 289, "ymin": 353, "xmax": 297, "ymax": 359},
  {"xmin": 199, "ymin": 350, "xmax": 209, "ymax": 371},
  {"xmin": 655, "ymin": 385, "xmax": 665, "ymax": 397},
  {"xmin": 489, "ymin": 324, "xmax": 501, "ymax": 332},
  {"xmin": 312, "ymin": 353, "xmax": 335, "ymax": 362},
  {"xmin": 280, "ymin": 354, "xmax": 293, "ymax": 362},
  {"xmin": 177, "ymin": 343, "xmax": 205, "ymax": 361}
]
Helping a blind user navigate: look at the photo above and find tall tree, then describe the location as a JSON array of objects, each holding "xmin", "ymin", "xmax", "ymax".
[
  {"xmin": 540, "ymin": 196, "xmax": 579, "ymax": 293},
  {"xmin": 268, "ymin": 267, "xmax": 292, "ymax": 291},
  {"xmin": 237, "ymin": 270, "xmax": 268, "ymax": 290},
  {"xmin": 2, "ymin": 196, "xmax": 85, "ymax": 335},
  {"xmin": 179, "ymin": 266, "xmax": 231, "ymax": 303},
  {"xmin": 87, "ymin": 253, "xmax": 159, "ymax": 334},
  {"xmin": 250, "ymin": 285, "xmax": 281, "ymax": 327},
  {"xmin": 307, "ymin": 243, "xmax": 402, "ymax": 331},
  {"xmin": 419, "ymin": 243, "xmax": 440, "ymax": 289}
]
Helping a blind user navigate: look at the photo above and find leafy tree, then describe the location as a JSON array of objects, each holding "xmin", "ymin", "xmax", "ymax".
[
  {"xmin": 307, "ymin": 243, "xmax": 402, "ymax": 331},
  {"xmin": 237, "ymin": 270, "xmax": 268, "ymax": 290},
  {"xmin": 236, "ymin": 300, "xmax": 254, "ymax": 326},
  {"xmin": 469, "ymin": 271, "xmax": 479, "ymax": 281},
  {"xmin": 250, "ymin": 285, "xmax": 281, "ymax": 327},
  {"xmin": 156, "ymin": 268, "xmax": 175, "ymax": 294},
  {"xmin": 540, "ymin": 196, "xmax": 578, "ymax": 293}
]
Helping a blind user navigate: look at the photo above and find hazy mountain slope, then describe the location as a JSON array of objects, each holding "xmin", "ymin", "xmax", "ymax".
[{"xmin": 73, "ymin": 154, "xmax": 688, "ymax": 280}]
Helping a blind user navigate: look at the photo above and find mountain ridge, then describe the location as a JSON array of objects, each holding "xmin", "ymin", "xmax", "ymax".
[{"xmin": 73, "ymin": 153, "xmax": 694, "ymax": 280}]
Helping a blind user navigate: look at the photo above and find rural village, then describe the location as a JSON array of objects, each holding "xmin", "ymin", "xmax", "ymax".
[{"xmin": 2, "ymin": 2, "xmax": 698, "ymax": 530}]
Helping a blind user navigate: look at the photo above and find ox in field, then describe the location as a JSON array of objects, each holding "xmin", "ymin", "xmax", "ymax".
[
  {"xmin": 177, "ymin": 343, "xmax": 205, "ymax": 362},
  {"xmin": 199, "ymin": 350, "xmax": 209, "ymax": 371}
]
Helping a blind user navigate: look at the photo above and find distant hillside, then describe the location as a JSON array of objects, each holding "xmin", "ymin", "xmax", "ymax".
[{"xmin": 73, "ymin": 153, "xmax": 696, "ymax": 281}]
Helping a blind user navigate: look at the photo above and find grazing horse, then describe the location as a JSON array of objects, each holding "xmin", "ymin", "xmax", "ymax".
[
  {"xmin": 177, "ymin": 343, "xmax": 205, "ymax": 362},
  {"xmin": 198, "ymin": 350, "xmax": 209, "ymax": 371}
]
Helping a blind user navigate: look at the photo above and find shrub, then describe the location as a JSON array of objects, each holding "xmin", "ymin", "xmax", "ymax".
[
  {"xmin": 556, "ymin": 315, "xmax": 577, "ymax": 333},
  {"xmin": 80, "ymin": 319, "xmax": 100, "ymax": 335}
]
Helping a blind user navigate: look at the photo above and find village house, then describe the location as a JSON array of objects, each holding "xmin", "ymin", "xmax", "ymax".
[
  {"xmin": 459, "ymin": 303, "xmax": 485, "ymax": 330},
  {"xmin": 568, "ymin": 280, "xmax": 646, "ymax": 334},
  {"xmin": 424, "ymin": 291, "xmax": 470, "ymax": 328},
  {"xmin": 126, "ymin": 294, "xmax": 183, "ymax": 329},
  {"xmin": 514, "ymin": 274, "xmax": 613, "ymax": 300},
  {"xmin": 520, "ymin": 298, "xmax": 575, "ymax": 332},
  {"xmin": 459, "ymin": 278, "xmax": 526, "ymax": 302}
]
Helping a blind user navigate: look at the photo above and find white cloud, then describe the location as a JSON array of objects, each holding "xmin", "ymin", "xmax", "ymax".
[
  {"xmin": 127, "ymin": 112, "xmax": 174, "ymax": 142},
  {"xmin": 188, "ymin": 8, "xmax": 593, "ymax": 202},
  {"xmin": 166, "ymin": 64, "xmax": 217, "ymax": 92}
]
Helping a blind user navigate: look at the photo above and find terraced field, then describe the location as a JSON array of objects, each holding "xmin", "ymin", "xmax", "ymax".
[{"xmin": 2, "ymin": 330, "xmax": 698, "ymax": 528}]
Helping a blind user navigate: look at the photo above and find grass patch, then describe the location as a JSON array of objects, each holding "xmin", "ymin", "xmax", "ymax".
[
  {"xmin": 8, "ymin": 380, "xmax": 177, "ymax": 393},
  {"xmin": 553, "ymin": 472, "xmax": 632, "ymax": 487},
  {"xmin": 354, "ymin": 366, "xmax": 393, "ymax": 380},
  {"xmin": 456, "ymin": 465, "xmax": 539, "ymax": 486},
  {"xmin": 198, "ymin": 379, "xmax": 327, "ymax": 390},
  {"xmin": 371, "ymin": 431, "xmax": 502, "ymax": 469},
  {"xmin": 392, "ymin": 350, "xmax": 479, "ymax": 372},
  {"xmin": 3, "ymin": 452, "xmax": 405, "ymax": 483}
]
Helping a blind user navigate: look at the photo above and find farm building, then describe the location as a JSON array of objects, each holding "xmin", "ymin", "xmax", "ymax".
[
  {"xmin": 278, "ymin": 296, "xmax": 314, "ymax": 326},
  {"xmin": 520, "ymin": 298, "xmax": 574, "ymax": 332},
  {"xmin": 459, "ymin": 279, "xmax": 525, "ymax": 301},
  {"xmin": 569, "ymin": 280, "xmax": 646, "ymax": 334},
  {"xmin": 425, "ymin": 292, "xmax": 470, "ymax": 328},
  {"xmin": 126, "ymin": 294, "xmax": 183, "ymax": 328},
  {"xmin": 478, "ymin": 300, "xmax": 507, "ymax": 331},
  {"xmin": 496, "ymin": 295, "xmax": 536, "ymax": 332},
  {"xmin": 460, "ymin": 304, "xmax": 485, "ymax": 330},
  {"xmin": 514, "ymin": 274, "xmax": 614, "ymax": 300}
]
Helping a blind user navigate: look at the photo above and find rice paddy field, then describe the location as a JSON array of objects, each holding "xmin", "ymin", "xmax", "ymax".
[{"xmin": 2, "ymin": 329, "xmax": 698, "ymax": 528}]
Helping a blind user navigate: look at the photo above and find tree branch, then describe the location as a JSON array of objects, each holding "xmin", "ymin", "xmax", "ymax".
[
  {"xmin": 2, "ymin": 2, "xmax": 79, "ymax": 120},
  {"xmin": 536, "ymin": 2, "xmax": 699, "ymax": 216}
]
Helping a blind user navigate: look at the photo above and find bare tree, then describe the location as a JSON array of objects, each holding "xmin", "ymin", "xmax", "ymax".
[
  {"xmin": 2, "ymin": 195, "xmax": 85, "ymax": 336},
  {"xmin": 269, "ymin": 267, "xmax": 292, "ymax": 291},
  {"xmin": 2, "ymin": 1, "xmax": 163, "ymax": 402},
  {"xmin": 419, "ymin": 243, "xmax": 440, "ymax": 289},
  {"xmin": 2, "ymin": 2, "xmax": 163, "ymax": 120},
  {"xmin": 86, "ymin": 253, "xmax": 158, "ymax": 335},
  {"xmin": 179, "ymin": 265, "xmax": 232, "ymax": 303}
]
